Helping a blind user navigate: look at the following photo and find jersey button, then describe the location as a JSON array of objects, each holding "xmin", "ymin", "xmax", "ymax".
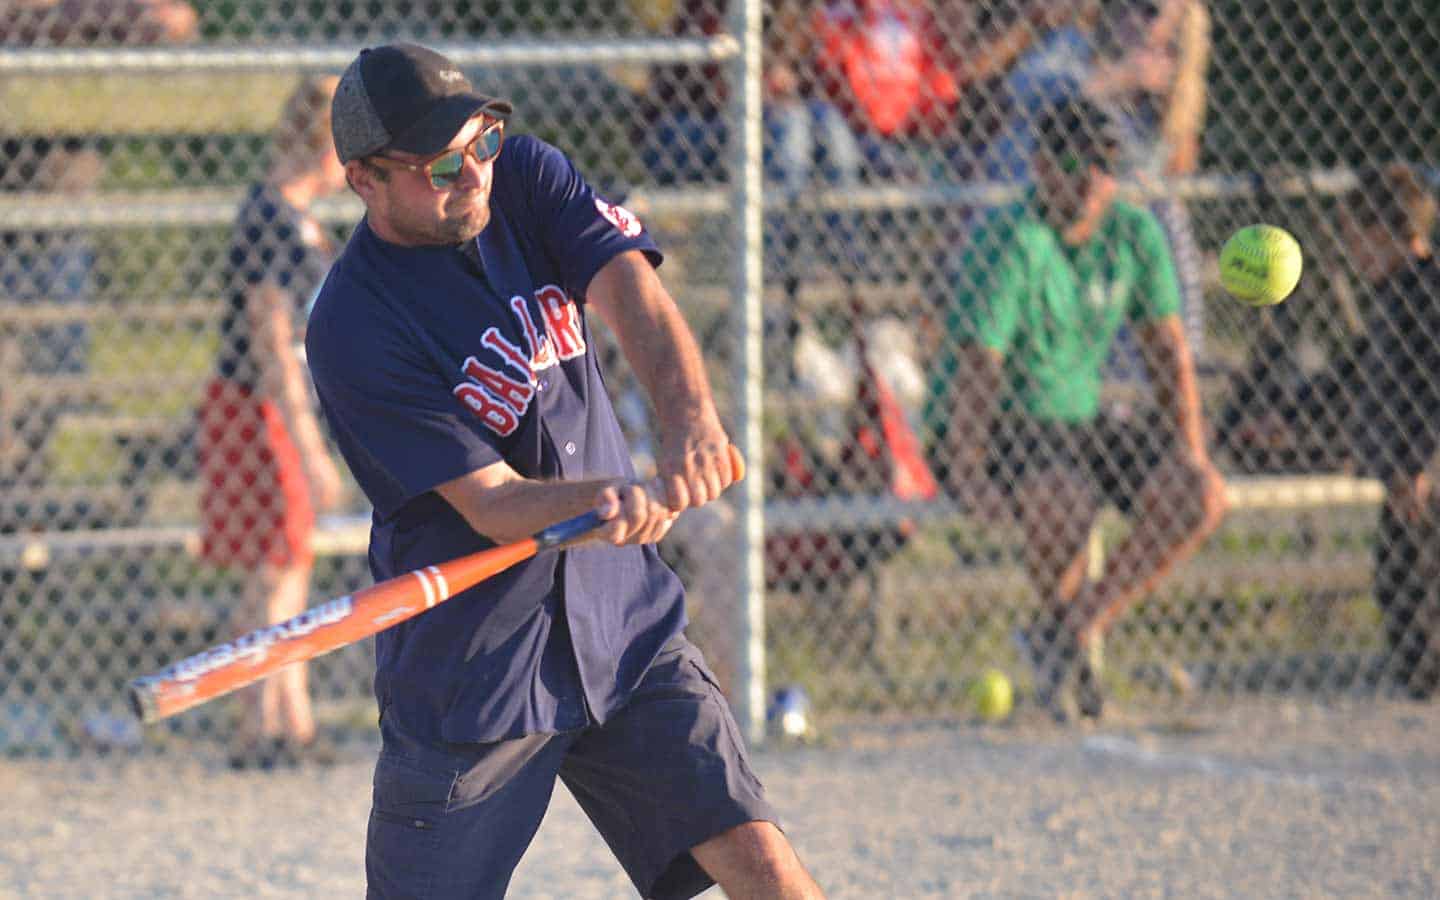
[{"xmin": 564, "ymin": 441, "xmax": 577, "ymax": 455}]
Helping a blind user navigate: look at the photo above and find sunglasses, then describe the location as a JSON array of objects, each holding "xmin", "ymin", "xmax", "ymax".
[{"xmin": 368, "ymin": 120, "xmax": 505, "ymax": 190}]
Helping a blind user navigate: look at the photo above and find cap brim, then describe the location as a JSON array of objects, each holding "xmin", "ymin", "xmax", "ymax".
[{"xmin": 388, "ymin": 94, "xmax": 513, "ymax": 157}]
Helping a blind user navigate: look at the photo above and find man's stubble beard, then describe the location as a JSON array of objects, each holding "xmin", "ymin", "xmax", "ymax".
[
  {"xmin": 386, "ymin": 188, "xmax": 490, "ymax": 246},
  {"xmin": 440, "ymin": 193, "xmax": 492, "ymax": 243}
]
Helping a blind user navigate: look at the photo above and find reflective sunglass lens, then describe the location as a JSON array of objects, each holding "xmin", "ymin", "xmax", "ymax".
[
  {"xmin": 429, "ymin": 151, "xmax": 465, "ymax": 187},
  {"xmin": 474, "ymin": 126, "xmax": 503, "ymax": 161}
]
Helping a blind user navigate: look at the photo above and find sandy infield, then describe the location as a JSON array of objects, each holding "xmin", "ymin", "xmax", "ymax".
[{"xmin": 3, "ymin": 698, "xmax": 1436, "ymax": 898}]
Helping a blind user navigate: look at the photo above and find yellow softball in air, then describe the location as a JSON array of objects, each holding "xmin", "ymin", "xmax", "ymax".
[{"xmin": 1219, "ymin": 224, "xmax": 1303, "ymax": 306}]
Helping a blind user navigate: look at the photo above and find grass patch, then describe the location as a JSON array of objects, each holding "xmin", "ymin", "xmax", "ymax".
[
  {"xmin": 88, "ymin": 322, "xmax": 217, "ymax": 416},
  {"xmin": 3, "ymin": 72, "xmax": 302, "ymax": 137},
  {"xmin": 43, "ymin": 320, "xmax": 216, "ymax": 485}
]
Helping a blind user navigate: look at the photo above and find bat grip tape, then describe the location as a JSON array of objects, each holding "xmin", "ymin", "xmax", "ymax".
[{"xmin": 533, "ymin": 509, "xmax": 607, "ymax": 550}]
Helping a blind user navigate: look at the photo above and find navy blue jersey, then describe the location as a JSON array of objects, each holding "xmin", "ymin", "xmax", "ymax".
[
  {"xmin": 306, "ymin": 135, "xmax": 687, "ymax": 743},
  {"xmin": 217, "ymin": 182, "xmax": 334, "ymax": 389}
]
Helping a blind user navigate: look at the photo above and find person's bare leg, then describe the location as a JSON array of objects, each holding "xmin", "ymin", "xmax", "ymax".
[
  {"xmin": 1076, "ymin": 457, "xmax": 1226, "ymax": 639},
  {"xmin": 1011, "ymin": 469, "xmax": 1100, "ymax": 716},
  {"xmin": 690, "ymin": 821, "xmax": 824, "ymax": 900},
  {"xmin": 232, "ymin": 568, "xmax": 281, "ymax": 750},
  {"xmin": 1014, "ymin": 468, "xmax": 1099, "ymax": 616},
  {"xmin": 267, "ymin": 562, "xmax": 316, "ymax": 743}
]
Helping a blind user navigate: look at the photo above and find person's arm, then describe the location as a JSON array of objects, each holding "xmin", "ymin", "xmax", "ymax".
[
  {"xmin": 1145, "ymin": 0, "xmax": 1190, "ymax": 48},
  {"xmin": 931, "ymin": 212, "xmax": 1025, "ymax": 516},
  {"xmin": 1085, "ymin": 43, "xmax": 1173, "ymax": 100},
  {"xmin": 957, "ymin": 20, "xmax": 1034, "ymax": 87},
  {"xmin": 1135, "ymin": 314, "xmax": 1208, "ymax": 462},
  {"xmin": 585, "ymin": 249, "xmax": 740, "ymax": 512},
  {"xmin": 1387, "ymin": 470, "xmax": 1434, "ymax": 525},
  {"xmin": 248, "ymin": 280, "xmax": 343, "ymax": 510},
  {"xmin": 434, "ymin": 460, "xmax": 676, "ymax": 547},
  {"xmin": 1130, "ymin": 204, "xmax": 1211, "ymax": 464},
  {"xmin": 1160, "ymin": 0, "xmax": 1210, "ymax": 174},
  {"xmin": 436, "ymin": 248, "xmax": 725, "ymax": 547}
]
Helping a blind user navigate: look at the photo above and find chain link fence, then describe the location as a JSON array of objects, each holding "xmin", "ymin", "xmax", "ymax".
[{"xmin": 1, "ymin": 0, "xmax": 1437, "ymax": 757}]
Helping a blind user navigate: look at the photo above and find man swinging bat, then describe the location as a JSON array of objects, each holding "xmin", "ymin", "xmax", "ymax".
[{"xmin": 303, "ymin": 43, "xmax": 823, "ymax": 899}]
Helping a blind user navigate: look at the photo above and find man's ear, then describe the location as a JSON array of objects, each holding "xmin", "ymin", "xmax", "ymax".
[{"xmin": 344, "ymin": 159, "xmax": 379, "ymax": 199}]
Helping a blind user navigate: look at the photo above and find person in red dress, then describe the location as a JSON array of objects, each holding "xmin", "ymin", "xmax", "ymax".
[{"xmin": 199, "ymin": 75, "xmax": 347, "ymax": 767}]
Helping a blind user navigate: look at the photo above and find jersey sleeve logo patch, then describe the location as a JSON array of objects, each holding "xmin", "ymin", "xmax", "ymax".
[{"xmin": 595, "ymin": 198, "xmax": 643, "ymax": 238}]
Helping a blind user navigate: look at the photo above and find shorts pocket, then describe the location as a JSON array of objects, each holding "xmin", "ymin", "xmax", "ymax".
[
  {"xmin": 686, "ymin": 658, "xmax": 764, "ymax": 786},
  {"xmin": 370, "ymin": 809, "xmax": 436, "ymax": 831},
  {"xmin": 367, "ymin": 754, "xmax": 456, "ymax": 895},
  {"xmin": 371, "ymin": 751, "xmax": 458, "ymax": 829}
]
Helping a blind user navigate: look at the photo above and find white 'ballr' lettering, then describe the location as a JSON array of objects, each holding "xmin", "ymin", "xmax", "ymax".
[{"xmin": 161, "ymin": 596, "xmax": 354, "ymax": 682}]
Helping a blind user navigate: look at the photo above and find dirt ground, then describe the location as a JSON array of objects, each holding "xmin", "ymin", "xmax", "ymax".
[{"xmin": 3, "ymin": 698, "xmax": 1437, "ymax": 899}]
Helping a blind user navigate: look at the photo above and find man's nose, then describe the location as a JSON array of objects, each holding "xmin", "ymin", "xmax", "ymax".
[{"xmin": 456, "ymin": 148, "xmax": 491, "ymax": 190}]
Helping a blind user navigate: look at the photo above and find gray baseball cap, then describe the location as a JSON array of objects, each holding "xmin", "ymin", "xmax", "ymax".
[{"xmin": 332, "ymin": 43, "xmax": 513, "ymax": 164}]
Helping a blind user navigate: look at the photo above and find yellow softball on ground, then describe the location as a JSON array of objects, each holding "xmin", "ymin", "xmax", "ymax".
[
  {"xmin": 970, "ymin": 669, "xmax": 1014, "ymax": 722},
  {"xmin": 1219, "ymin": 224, "xmax": 1303, "ymax": 306}
]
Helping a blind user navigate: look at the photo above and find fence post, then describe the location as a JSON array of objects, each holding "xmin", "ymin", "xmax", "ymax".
[{"xmin": 728, "ymin": 0, "xmax": 766, "ymax": 744}]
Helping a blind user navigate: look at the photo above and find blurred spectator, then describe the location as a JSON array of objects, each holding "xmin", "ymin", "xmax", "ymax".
[
  {"xmin": 1088, "ymin": 0, "xmax": 1209, "ymax": 182},
  {"xmin": 1223, "ymin": 165, "xmax": 1440, "ymax": 699},
  {"xmin": 807, "ymin": 0, "xmax": 960, "ymax": 180},
  {"xmin": 633, "ymin": 0, "xmax": 868, "ymax": 191},
  {"xmin": 764, "ymin": 0, "xmax": 866, "ymax": 192},
  {"xmin": 1342, "ymin": 164, "xmax": 1440, "ymax": 700},
  {"xmin": 0, "ymin": 0, "xmax": 199, "ymax": 530},
  {"xmin": 922, "ymin": 98, "xmax": 1225, "ymax": 721},
  {"xmin": 761, "ymin": 0, "xmax": 869, "ymax": 328},
  {"xmin": 767, "ymin": 0, "xmax": 1067, "ymax": 185},
  {"xmin": 0, "ymin": 0, "xmax": 197, "ymax": 45},
  {"xmin": 971, "ymin": 0, "xmax": 1099, "ymax": 186},
  {"xmin": 633, "ymin": 0, "xmax": 730, "ymax": 185},
  {"xmin": 0, "ymin": 138, "xmax": 105, "ymax": 531},
  {"xmin": 1215, "ymin": 284, "xmax": 1361, "ymax": 476},
  {"xmin": 1086, "ymin": 0, "xmax": 1211, "ymax": 363},
  {"xmin": 199, "ymin": 76, "xmax": 348, "ymax": 768},
  {"xmin": 0, "ymin": 138, "xmax": 101, "ymax": 377},
  {"xmin": 934, "ymin": 0, "xmax": 1091, "ymax": 179},
  {"xmin": 633, "ymin": 0, "xmax": 875, "ymax": 381}
]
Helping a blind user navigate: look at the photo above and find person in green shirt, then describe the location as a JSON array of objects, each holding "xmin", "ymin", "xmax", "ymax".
[{"xmin": 924, "ymin": 98, "xmax": 1227, "ymax": 721}]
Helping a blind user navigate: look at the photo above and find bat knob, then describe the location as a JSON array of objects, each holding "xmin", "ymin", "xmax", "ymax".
[
  {"xmin": 727, "ymin": 443, "xmax": 746, "ymax": 483},
  {"xmin": 128, "ymin": 679, "xmax": 161, "ymax": 724}
]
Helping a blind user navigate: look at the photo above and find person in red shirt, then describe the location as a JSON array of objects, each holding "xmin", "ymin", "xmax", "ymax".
[
  {"xmin": 812, "ymin": 0, "xmax": 956, "ymax": 136},
  {"xmin": 809, "ymin": 0, "xmax": 958, "ymax": 178}
]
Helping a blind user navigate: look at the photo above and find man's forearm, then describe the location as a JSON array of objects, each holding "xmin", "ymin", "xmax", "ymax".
[
  {"xmin": 589, "ymin": 252, "xmax": 722, "ymax": 433},
  {"xmin": 438, "ymin": 470, "xmax": 629, "ymax": 545},
  {"xmin": 632, "ymin": 304, "xmax": 720, "ymax": 435}
]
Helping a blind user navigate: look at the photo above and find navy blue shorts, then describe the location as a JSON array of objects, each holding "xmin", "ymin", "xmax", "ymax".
[{"xmin": 365, "ymin": 636, "xmax": 778, "ymax": 900}]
